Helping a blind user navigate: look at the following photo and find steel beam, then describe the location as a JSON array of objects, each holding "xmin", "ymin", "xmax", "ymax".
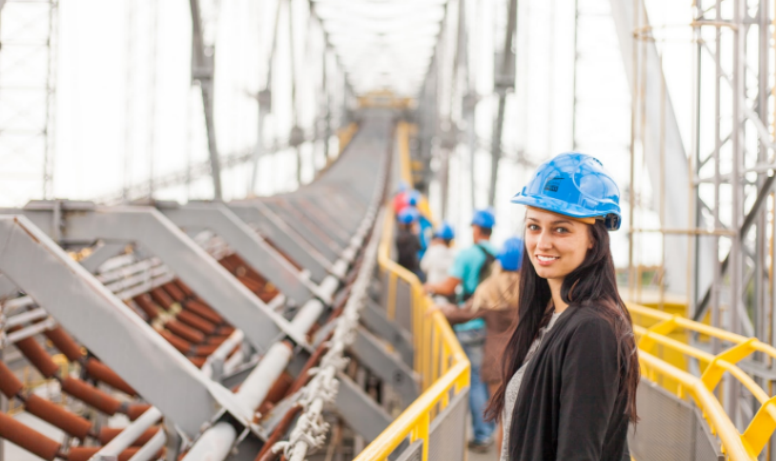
[
  {"xmin": 350, "ymin": 328, "xmax": 420, "ymax": 404},
  {"xmin": 0, "ymin": 215, "xmax": 253, "ymax": 438},
  {"xmin": 262, "ymin": 200, "xmax": 342, "ymax": 260},
  {"xmin": 609, "ymin": 0, "xmax": 713, "ymax": 296},
  {"xmin": 334, "ymin": 372, "xmax": 392, "ymax": 442},
  {"xmin": 228, "ymin": 202, "xmax": 334, "ymax": 283},
  {"xmin": 8, "ymin": 202, "xmax": 309, "ymax": 352},
  {"xmin": 158, "ymin": 201, "xmax": 326, "ymax": 306},
  {"xmin": 360, "ymin": 299, "xmax": 414, "ymax": 367},
  {"xmin": 79, "ymin": 242, "xmax": 128, "ymax": 274}
]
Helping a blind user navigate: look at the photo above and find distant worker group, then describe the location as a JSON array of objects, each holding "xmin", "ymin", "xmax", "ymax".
[{"xmin": 392, "ymin": 152, "xmax": 638, "ymax": 461}]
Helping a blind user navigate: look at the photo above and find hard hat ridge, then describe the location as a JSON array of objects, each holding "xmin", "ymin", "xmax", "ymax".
[{"xmin": 511, "ymin": 152, "xmax": 622, "ymax": 231}]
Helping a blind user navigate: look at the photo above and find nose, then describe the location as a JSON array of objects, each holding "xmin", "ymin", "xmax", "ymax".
[{"xmin": 536, "ymin": 229, "xmax": 553, "ymax": 251}]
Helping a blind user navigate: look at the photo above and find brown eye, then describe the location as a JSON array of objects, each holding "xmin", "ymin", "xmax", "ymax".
[
  {"xmin": 527, "ymin": 224, "xmax": 539, "ymax": 231},
  {"xmin": 555, "ymin": 227, "xmax": 569, "ymax": 234}
]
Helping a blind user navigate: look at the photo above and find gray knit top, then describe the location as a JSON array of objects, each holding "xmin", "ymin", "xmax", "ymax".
[{"xmin": 500, "ymin": 312, "xmax": 562, "ymax": 461}]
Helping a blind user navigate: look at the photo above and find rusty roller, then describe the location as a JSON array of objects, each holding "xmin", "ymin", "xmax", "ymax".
[
  {"xmin": 174, "ymin": 279, "xmax": 195, "ymax": 297},
  {"xmin": 85, "ymin": 358, "xmax": 137, "ymax": 396},
  {"xmin": 176, "ymin": 310, "xmax": 217, "ymax": 335},
  {"xmin": 162, "ymin": 281, "xmax": 187, "ymax": 302},
  {"xmin": 217, "ymin": 255, "xmax": 239, "ymax": 272},
  {"xmin": 150, "ymin": 287, "xmax": 175, "ymax": 310},
  {"xmin": 165, "ymin": 319, "xmax": 206, "ymax": 344},
  {"xmin": 43, "ymin": 326, "xmax": 84, "ymax": 362},
  {"xmin": 183, "ymin": 299, "xmax": 223, "ymax": 324},
  {"xmin": 133, "ymin": 293, "xmax": 161, "ymax": 320},
  {"xmin": 236, "ymin": 275, "xmax": 263, "ymax": 293},
  {"xmin": 14, "ymin": 334, "xmax": 60, "ymax": 378},
  {"xmin": 216, "ymin": 325, "xmax": 235, "ymax": 336},
  {"xmin": 68, "ymin": 446, "xmax": 163, "ymax": 461},
  {"xmin": 206, "ymin": 334, "xmax": 231, "ymax": 345},
  {"xmin": 159, "ymin": 330, "xmax": 193, "ymax": 355},
  {"xmin": 125, "ymin": 403, "xmax": 153, "ymax": 421},
  {"xmin": 23, "ymin": 394, "xmax": 93, "ymax": 440},
  {"xmin": 189, "ymin": 356, "xmax": 207, "ymax": 368},
  {"xmin": 0, "ymin": 359, "xmax": 24, "ymax": 398},
  {"xmin": 60, "ymin": 377, "xmax": 122, "ymax": 415},
  {"xmin": 98, "ymin": 426, "xmax": 160, "ymax": 446},
  {"xmin": 0, "ymin": 412, "xmax": 62, "ymax": 461},
  {"xmin": 193, "ymin": 343, "xmax": 219, "ymax": 357}
]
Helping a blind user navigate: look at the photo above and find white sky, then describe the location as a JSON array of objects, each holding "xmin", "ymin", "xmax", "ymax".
[{"xmin": 0, "ymin": 0, "xmax": 707, "ymax": 269}]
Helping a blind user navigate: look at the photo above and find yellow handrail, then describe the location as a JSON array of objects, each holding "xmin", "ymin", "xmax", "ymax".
[{"xmin": 629, "ymin": 302, "xmax": 776, "ymax": 458}]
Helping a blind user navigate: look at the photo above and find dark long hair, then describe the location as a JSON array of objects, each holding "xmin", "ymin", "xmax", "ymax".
[{"xmin": 485, "ymin": 220, "xmax": 639, "ymax": 423}]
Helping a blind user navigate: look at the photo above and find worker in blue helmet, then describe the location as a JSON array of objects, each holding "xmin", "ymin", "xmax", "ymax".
[
  {"xmin": 405, "ymin": 190, "xmax": 433, "ymax": 259},
  {"xmin": 424, "ymin": 208, "xmax": 498, "ymax": 451},
  {"xmin": 435, "ymin": 236, "xmax": 523, "ymax": 455},
  {"xmin": 395, "ymin": 208, "xmax": 425, "ymax": 282},
  {"xmin": 420, "ymin": 221, "xmax": 456, "ymax": 305},
  {"xmin": 490, "ymin": 153, "xmax": 637, "ymax": 461}
]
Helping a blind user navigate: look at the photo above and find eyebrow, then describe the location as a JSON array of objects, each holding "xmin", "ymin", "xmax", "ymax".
[{"xmin": 526, "ymin": 217, "xmax": 574, "ymax": 226}]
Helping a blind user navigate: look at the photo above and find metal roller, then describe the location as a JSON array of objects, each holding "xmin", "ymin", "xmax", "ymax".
[
  {"xmin": 165, "ymin": 319, "xmax": 206, "ymax": 344},
  {"xmin": 126, "ymin": 403, "xmax": 152, "ymax": 421},
  {"xmin": 176, "ymin": 310, "xmax": 217, "ymax": 334},
  {"xmin": 85, "ymin": 358, "xmax": 137, "ymax": 396},
  {"xmin": 174, "ymin": 279, "xmax": 195, "ymax": 297},
  {"xmin": 149, "ymin": 287, "xmax": 174, "ymax": 309},
  {"xmin": 23, "ymin": 394, "xmax": 93, "ymax": 440},
  {"xmin": 60, "ymin": 377, "xmax": 123, "ymax": 415},
  {"xmin": 183, "ymin": 299, "xmax": 223, "ymax": 324},
  {"xmin": 0, "ymin": 412, "xmax": 62, "ymax": 461},
  {"xmin": 0, "ymin": 359, "xmax": 24, "ymax": 398},
  {"xmin": 43, "ymin": 326, "xmax": 84, "ymax": 362},
  {"xmin": 14, "ymin": 334, "xmax": 60, "ymax": 378},
  {"xmin": 98, "ymin": 426, "xmax": 160, "ymax": 446},
  {"xmin": 162, "ymin": 281, "xmax": 187, "ymax": 302},
  {"xmin": 68, "ymin": 446, "xmax": 163, "ymax": 461},
  {"xmin": 193, "ymin": 343, "xmax": 219, "ymax": 357},
  {"xmin": 132, "ymin": 293, "xmax": 161, "ymax": 320},
  {"xmin": 159, "ymin": 330, "xmax": 193, "ymax": 354}
]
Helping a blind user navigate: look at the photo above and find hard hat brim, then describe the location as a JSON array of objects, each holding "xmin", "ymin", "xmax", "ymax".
[{"xmin": 511, "ymin": 193, "xmax": 621, "ymax": 230}]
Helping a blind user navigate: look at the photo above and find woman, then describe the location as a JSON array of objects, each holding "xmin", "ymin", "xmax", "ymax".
[
  {"xmin": 439, "ymin": 236, "xmax": 523, "ymax": 454},
  {"xmin": 487, "ymin": 153, "xmax": 639, "ymax": 461}
]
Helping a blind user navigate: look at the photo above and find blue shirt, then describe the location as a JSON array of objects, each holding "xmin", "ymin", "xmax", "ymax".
[
  {"xmin": 417, "ymin": 215, "xmax": 433, "ymax": 259},
  {"xmin": 448, "ymin": 240, "xmax": 497, "ymax": 331}
]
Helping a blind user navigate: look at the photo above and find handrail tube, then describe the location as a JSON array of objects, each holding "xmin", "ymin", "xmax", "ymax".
[{"xmin": 638, "ymin": 352, "xmax": 753, "ymax": 460}]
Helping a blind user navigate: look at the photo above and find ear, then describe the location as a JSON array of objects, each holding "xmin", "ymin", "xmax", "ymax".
[{"xmin": 586, "ymin": 225, "xmax": 596, "ymax": 250}]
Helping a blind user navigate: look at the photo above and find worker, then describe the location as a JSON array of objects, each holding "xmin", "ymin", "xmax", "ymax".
[
  {"xmin": 406, "ymin": 190, "xmax": 433, "ymax": 259},
  {"xmin": 432, "ymin": 236, "xmax": 523, "ymax": 455},
  {"xmin": 392, "ymin": 181, "xmax": 410, "ymax": 215},
  {"xmin": 420, "ymin": 221, "xmax": 456, "ymax": 305},
  {"xmin": 395, "ymin": 207, "xmax": 425, "ymax": 282},
  {"xmin": 486, "ymin": 153, "xmax": 638, "ymax": 461},
  {"xmin": 424, "ymin": 208, "xmax": 497, "ymax": 451}
]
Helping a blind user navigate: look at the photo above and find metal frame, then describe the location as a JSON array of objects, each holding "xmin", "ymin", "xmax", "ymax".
[
  {"xmin": 0, "ymin": 215, "xmax": 254, "ymax": 438},
  {"xmin": 2, "ymin": 201, "xmax": 309, "ymax": 351}
]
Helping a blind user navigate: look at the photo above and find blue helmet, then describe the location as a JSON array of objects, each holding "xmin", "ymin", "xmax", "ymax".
[
  {"xmin": 511, "ymin": 153, "xmax": 622, "ymax": 230},
  {"xmin": 471, "ymin": 208, "xmax": 496, "ymax": 229},
  {"xmin": 498, "ymin": 237, "xmax": 524, "ymax": 271},
  {"xmin": 397, "ymin": 207, "xmax": 420, "ymax": 225},
  {"xmin": 434, "ymin": 221, "xmax": 455, "ymax": 240},
  {"xmin": 407, "ymin": 190, "xmax": 421, "ymax": 207}
]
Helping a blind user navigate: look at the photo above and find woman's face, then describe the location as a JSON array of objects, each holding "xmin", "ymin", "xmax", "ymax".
[{"xmin": 524, "ymin": 208, "xmax": 594, "ymax": 281}]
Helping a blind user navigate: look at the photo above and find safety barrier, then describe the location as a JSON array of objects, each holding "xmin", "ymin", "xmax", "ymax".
[
  {"xmin": 353, "ymin": 208, "xmax": 470, "ymax": 460},
  {"xmin": 629, "ymin": 303, "xmax": 776, "ymax": 459}
]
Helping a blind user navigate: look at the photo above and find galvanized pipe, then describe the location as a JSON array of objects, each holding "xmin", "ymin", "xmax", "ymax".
[
  {"xmin": 128, "ymin": 428, "xmax": 167, "ymax": 461},
  {"xmin": 92, "ymin": 407, "xmax": 163, "ymax": 459},
  {"xmin": 201, "ymin": 330, "xmax": 245, "ymax": 379},
  {"xmin": 5, "ymin": 308, "xmax": 48, "ymax": 329}
]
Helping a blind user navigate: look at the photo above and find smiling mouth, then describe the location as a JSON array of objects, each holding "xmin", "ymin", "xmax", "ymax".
[{"xmin": 536, "ymin": 255, "xmax": 559, "ymax": 262}]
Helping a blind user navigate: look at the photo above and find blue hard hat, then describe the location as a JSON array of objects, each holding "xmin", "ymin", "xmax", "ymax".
[
  {"xmin": 434, "ymin": 221, "xmax": 455, "ymax": 240},
  {"xmin": 397, "ymin": 207, "xmax": 420, "ymax": 225},
  {"xmin": 498, "ymin": 237, "xmax": 524, "ymax": 271},
  {"xmin": 407, "ymin": 190, "xmax": 421, "ymax": 207},
  {"xmin": 471, "ymin": 208, "xmax": 496, "ymax": 229},
  {"xmin": 511, "ymin": 153, "xmax": 622, "ymax": 231}
]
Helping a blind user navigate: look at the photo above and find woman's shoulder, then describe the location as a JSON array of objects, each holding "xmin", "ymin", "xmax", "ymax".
[{"xmin": 562, "ymin": 306, "xmax": 619, "ymax": 343}]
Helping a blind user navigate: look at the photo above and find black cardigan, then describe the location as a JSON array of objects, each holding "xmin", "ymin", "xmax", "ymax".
[{"xmin": 507, "ymin": 306, "xmax": 631, "ymax": 461}]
